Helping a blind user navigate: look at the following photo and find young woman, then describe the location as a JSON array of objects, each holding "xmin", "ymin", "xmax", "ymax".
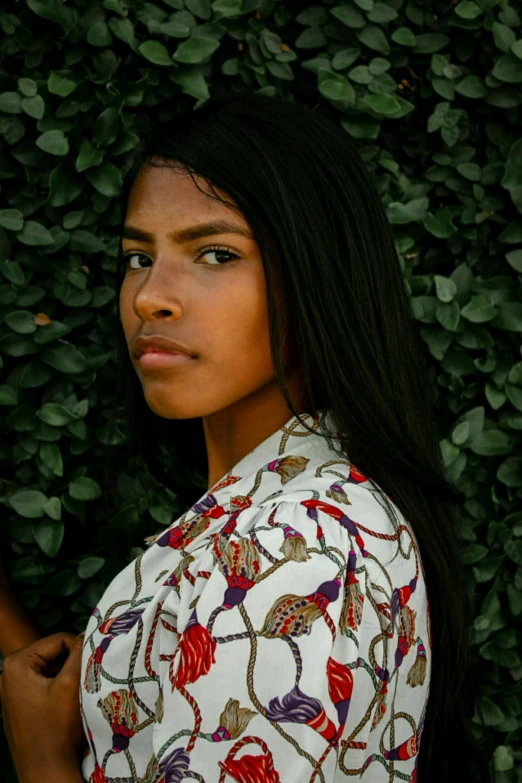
[{"xmin": 0, "ymin": 90, "xmax": 490, "ymax": 783}]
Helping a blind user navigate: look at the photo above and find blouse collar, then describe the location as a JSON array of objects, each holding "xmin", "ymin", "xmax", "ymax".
[{"xmin": 188, "ymin": 406, "xmax": 347, "ymax": 516}]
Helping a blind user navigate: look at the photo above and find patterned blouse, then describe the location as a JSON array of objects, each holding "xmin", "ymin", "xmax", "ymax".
[{"xmin": 79, "ymin": 408, "xmax": 431, "ymax": 783}]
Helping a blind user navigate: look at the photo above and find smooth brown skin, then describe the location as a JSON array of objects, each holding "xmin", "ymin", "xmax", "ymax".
[
  {"xmin": 0, "ymin": 160, "xmax": 313, "ymax": 781},
  {"xmin": 0, "ymin": 549, "xmax": 40, "ymax": 657},
  {"xmin": 120, "ymin": 160, "xmax": 312, "ymax": 490}
]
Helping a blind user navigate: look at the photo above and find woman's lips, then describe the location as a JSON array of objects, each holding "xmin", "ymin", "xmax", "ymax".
[{"xmin": 138, "ymin": 351, "xmax": 195, "ymax": 370}]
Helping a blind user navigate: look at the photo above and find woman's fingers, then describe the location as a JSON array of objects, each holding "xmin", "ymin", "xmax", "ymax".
[
  {"xmin": 2, "ymin": 632, "xmax": 78, "ymax": 679},
  {"xmin": 55, "ymin": 634, "xmax": 85, "ymax": 686}
]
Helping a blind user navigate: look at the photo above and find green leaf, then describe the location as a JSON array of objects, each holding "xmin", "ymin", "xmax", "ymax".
[
  {"xmin": 174, "ymin": 36, "xmax": 220, "ymax": 63},
  {"xmin": 332, "ymin": 48, "xmax": 360, "ymax": 70},
  {"xmin": 492, "ymin": 23, "xmax": 516, "ymax": 52},
  {"xmin": 69, "ymin": 476, "xmax": 102, "ymax": 501},
  {"xmin": 37, "ymin": 402, "xmax": 78, "ymax": 426},
  {"xmin": 497, "ymin": 457, "xmax": 522, "ymax": 487},
  {"xmin": 454, "ymin": 1, "xmax": 482, "ymax": 19},
  {"xmin": 48, "ymin": 162, "xmax": 84, "ymax": 207},
  {"xmin": 512, "ymin": 39, "xmax": 522, "ymax": 60},
  {"xmin": 108, "ymin": 16, "xmax": 136, "ymax": 45},
  {"xmin": 455, "ymin": 75, "xmax": 488, "ymax": 98},
  {"xmin": 75, "ymin": 140, "xmax": 104, "ymax": 172},
  {"xmin": 461, "ymin": 295, "xmax": 497, "ymax": 323},
  {"xmin": 139, "ymin": 40, "xmax": 172, "ymax": 65},
  {"xmin": 348, "ymin": 65, "xmax": 373, "ymax": 84},
  {"xmin": 0, "ymin": 385, "xmax": 18, "ymax": 405},
  {"xmin": 355, "ymin": 24, "xmax": 390, "ymax": 55},
  {"xmin": 0, "ymin": 258, "xmax": 25, "ymax": 285},
  {"xmin": 319, "ymin": 77, "xmax": 355, "ymax": 102},
  {"xmin": 472, "ymin": 557, "xmax": 504, "ymax": 583},
  {"xmin": 452, "ymin": 420, "xmax": 470, "ymax": 445},
  {"xmin": 505, "ymin": 539, "xmax": 522, "ymax": 565},
  {"xmin": 0, "ymin": 92, "xmax": 22, "ymax": 113},
  {"xmin": 41, "ymin": 342, "xmax": 90, "ymax": 374},
  {"xmin": 16, "ymin": 221, "xmax": 54, "ymax": 246},
  {"xmin": 470, "ymin": 429, "xmax": 512, "ymax": 456},
  {"xmin": 32, "ymin": 521, "xmax": 64, "ymax": 558},
  {"xmin": 39, "ymin": 442, "xmax": 64, "ymax": 476},
  {"xmin": 369, "ymin": 58, "xmax": 390, "ymax": 76},
  {"xmin": 296, "ymin": 7, "xmax": 328, "ymax": 25},
  {"xmin": 423, "ymin": 208, "xmax": 457, "ymax": 238},
  {"xmin": 26, "ymin": 0, "xmax": 73, "ymax": 24},
  {"xmin": 211, "ymin": 0, "xmax": 242, "ymax": 18},
  {"xmin": 36, "ymin": 129, "xmax": 69, "ymax": 156},
  {"xmin": 491, "ymin": 302, "xmax": 522, "ymax": 331},
  {"xmin": 434, "ymin": 275, "xmax": 457, "ymax": 303},
  {"xmin": 48, "ymin": 72, "xmax": 78, "ymax": 97},
  {"xmin": 5, "ymin": 310, "xmax": 37, "ymax": 334},
  {"xmin": 87, "ymin": 21, "xmax": 112, "ymax": 46},
  {"xmin": 295, "ymin": 26, "xmax": 328, "ymax": 48},
  {"xmin": 367, "ymin": 3, "xmax": 397, "ymax": 23},
  {"xmin": 21, "ymin": 94, "xmax": 45, "ymax": 119},
  {"xmin": 485, "ymin": 384, "xmax": 506, "ymax": 410},
  {"xmin": 18, "ymin": 77, "xmax": 37, "ymax": 97},
  {"xmin": 185, "ymin": 0, "xmax": 211, "ymax": 19},
  {"xmin": 494, "ymin": 746, "xmax": 514, "ymax": 772},
  {"xmin": 387, "ymin": 197, "xmax": 429, "ymax": 224},
  {"xmin": 391, "ymin": 27, "xmax": 416, "ymax": 47},
  {"xmin": 461, "ymin": 543, "xmax": 488, "ymax": 565},
  {"xmin": 492, "ymin": 53, "xmax": 522, "ymax": 83},
  {"xmin": 69, "ymin": 229, "xmax": 106, "ymax": 254},
  {"xmin": 9, "ymin": 489, "xmax": 48, "ymax": 519},
  {"xmin": 86, "ymin": 161, "xmax": 122, "ymax": 197},
  {"xmin": 330, "ymin": 5, "xmax": 365, "ymax": 29},
  {"xmin": 505, "ymin": 248, "xmax": 522, "ymax": 272},
  {"xmin": 413, "ymin": 34, "xmax": 450, "ymax": 54},
  {"xmin": 92, "ymin": 107, "xmax": 120, "ymax": 146},
  {"xmin": 33, "ymin": 320, "xmax": 71, "ymax": 344},
  {"xmin": 508, "ymin": 361, "xmax": 522, "ymax": 385},
  {"xmin": 0, "ymin": 208, "xmax": 24, "ymax": 231},
  {"xmin": 506, "ymin": 585, "xmax": 522, "ymax": 617},
  {"xmin": 436, "ymin": 300, "xmax": 460, "ymax": 331},
  {"xmin": 363, "ymin": 92, "xmax": 400, "ymax": 115},
  {"xmin": 77, "ymin": 556, "xmax": 106, "ymax": 579},
  {"xmin": 340, "ymin": 115, "xmax": 380, "ymax": 139}
]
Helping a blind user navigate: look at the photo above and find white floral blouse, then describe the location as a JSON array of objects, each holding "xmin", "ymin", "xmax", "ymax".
[{"xmin": 79, "ymin": 408, "xmax": 431, "ymax": 783}]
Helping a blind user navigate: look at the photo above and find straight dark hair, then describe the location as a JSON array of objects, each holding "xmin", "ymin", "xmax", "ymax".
[{"xmin": 109, "ymin": 88, "xmax": 491, "ymax": 782}]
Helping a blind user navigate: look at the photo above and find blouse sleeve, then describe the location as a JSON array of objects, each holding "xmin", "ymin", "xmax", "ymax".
[{"xmin": 151, "ymin": 498, "xmax": 370, "ymax": 782}]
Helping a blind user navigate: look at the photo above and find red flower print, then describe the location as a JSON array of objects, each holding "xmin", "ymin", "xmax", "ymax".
[{"xmin": 172, "ymin": 608, "xmax": 216, "ymax": 689}]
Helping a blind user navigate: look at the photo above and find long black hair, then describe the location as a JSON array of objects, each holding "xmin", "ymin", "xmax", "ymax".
[{"xmin": 108, "ymin": 88, "xmax": 491, "ymax": 782}]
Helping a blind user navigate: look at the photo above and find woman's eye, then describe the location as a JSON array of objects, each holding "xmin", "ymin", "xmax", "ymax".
[
  {"xmin": 123, "ymin": 252, "xmax": 150, "ymax": 270},
  {"xmin": 195, "ymin": 247, "xmax": 239, "ymax": 266},
  {"xmin": 121, "ymin": 247, "xmax": 239, "ymax": 270}
]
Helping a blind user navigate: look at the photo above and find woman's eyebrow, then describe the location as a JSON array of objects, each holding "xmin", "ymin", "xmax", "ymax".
[{"xmin": 122, "ymin": 220, "xmax": 254, "ymax": 244}]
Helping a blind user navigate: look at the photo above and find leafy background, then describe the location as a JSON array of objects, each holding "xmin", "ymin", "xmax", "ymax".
[{"xmin": 1, "ymin": 0, "xmax": 521, "ymax": 780}]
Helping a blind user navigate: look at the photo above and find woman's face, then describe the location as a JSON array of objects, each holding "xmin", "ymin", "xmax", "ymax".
[{"xmin": 119, "ymin": 161, "xmax": 292, "ymax": 420}]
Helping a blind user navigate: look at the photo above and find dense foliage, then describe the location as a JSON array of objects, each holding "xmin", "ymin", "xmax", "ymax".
[{"xmin": 0, "ymin": 0, "xmax": 521, "ymax": 779}]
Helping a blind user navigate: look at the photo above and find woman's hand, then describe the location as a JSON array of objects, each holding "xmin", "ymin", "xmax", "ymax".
[{"xmin": 0, "ymin": 632, "xmax": 87, "ymax": 783}]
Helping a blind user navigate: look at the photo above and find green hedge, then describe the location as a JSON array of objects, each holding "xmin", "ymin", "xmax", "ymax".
[{"xmin": 1, "ymin": 0, "xmax": 521, "ymax": 779}]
